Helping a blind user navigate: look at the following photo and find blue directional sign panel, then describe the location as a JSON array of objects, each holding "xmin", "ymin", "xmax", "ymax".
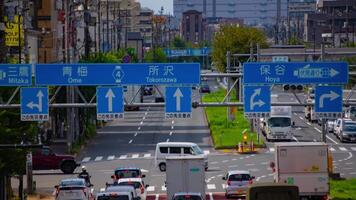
[
  {"xmin": 244, "ymin": 86, "xmax": 271, "ymax": 118},
  {"xmin": 165, "ymin": 87, "xmax": 192, "ymax": 119},
  {"xmin": 21, "ymin": 87, "xmax": 49, "ymax": 121},
  {"xmin": 96, "ymin": 87, "xmax": 124, "ymax": 120},
  {"xmin": 35, "ymin": 63, "xmax": 200, "ymax": 86},
  {"xmin": 243, "ymin": 62, "xmax": 348, "ymax": 84},
  {"xmin": 0, "ymin": 64, "xmax": 32, "ymax": 86},
  {"xmin": 315, "ymin": 86, "xmax": 343, "ymax": 119},
  {"xmin": 164, "ymin": 48, "xmax": 211, "ymax": 57}
]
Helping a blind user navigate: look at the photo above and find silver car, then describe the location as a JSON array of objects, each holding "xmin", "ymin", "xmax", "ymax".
[
  {"xmin": 222, "ymin": 170, "xmax": 255, "ymax": 198},
  {"xmin": 55, "ymin": 178, "xmax": 92, "ymax": 200}
]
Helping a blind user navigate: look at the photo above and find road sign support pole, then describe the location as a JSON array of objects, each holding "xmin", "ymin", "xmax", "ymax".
[
  {"xmin": 321, "ymin": 118, "xmax": 327, "ymax": 143},
  {"xmin": 26, "ymin": 152, "xmax": 33, "ymax": 194},
  {"xmin": 256, "ymin": 43, "xmax": 261, "ymax": 62},
  {"xmin": 226, "ymin": 51, "xmax": 233, "ymax": 121}
]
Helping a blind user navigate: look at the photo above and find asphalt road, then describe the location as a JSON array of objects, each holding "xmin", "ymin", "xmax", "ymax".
[{"xmin": 30, "ymin": 80, "xmax": 356, "ymax": 197}]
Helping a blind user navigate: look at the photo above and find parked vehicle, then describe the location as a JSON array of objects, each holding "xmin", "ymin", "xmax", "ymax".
[
  {"xmin": 111, "ymin": 167, "xmax": 146, "ymax": 181},
  {"xmin": 334, "ymin": 119, "xmax": 356, "ymax": 142},
  {"xmin": 172, "ymin": 192, "xmax": 204, "ymax": 200},
  {"xmin": 105, "ymin": 185, "xmax": 140, "ymax": 200},
  {"xmin": 222, "ymin": 170, "xmax": 255, "ymax": 198},
  {"xmin": 155, "ymin": 142, "xmax": 208, "ymax": 172},
  {"xmin": 166, "ymin": 156, "xmax": 206, "ymax": 200},
  {"xmin": 117, "ymin": 178, "xmax": 148, "ymax": 200},
  {"xmin": 260, "ymin": 106, "xmax": 294, "ymax": 141},
  {"xmin": 96, "ymin": 191, "xmax": 133, "ymax": 200},
  {"xmin": 55, "ymin": 178, "xmax": 93, "ymax": 200},
  {"xmin": 32, "ymin": 146, "xmax": 80, "ymax": 174},
  {"xmin": 273, "ymin": 142, "xmax": 329, "ymax": 199}
]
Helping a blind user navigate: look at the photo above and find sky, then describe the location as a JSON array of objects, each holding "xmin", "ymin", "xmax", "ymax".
[{"xmin": 138, "ymin": 0, "xmax": 173, "ymax": 14}]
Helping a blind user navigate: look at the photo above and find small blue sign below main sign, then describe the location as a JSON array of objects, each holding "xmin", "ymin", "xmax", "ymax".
[
  {"xmin": 244, "ymin": 86, "xmax": 271, "ymax": 118},
  {"xmin": 97, "ymin": 87, "xmax": 124, "ymax": 120},
  {"xmin": 0, "ymin": 64, "xmax": 32, "ymax": 86},
  {"xmin": 315, "ymin": 86, "xmax": 343, "ymax": 119},
  {"xmin": 21, "ymin": 87, "xmax": 49, "ymax": 121},
  {"xmin": 165, "ymin": 87, "xmax": 192, "ymax": 119},
  {"xmin": 243, "ymin": 62, "xmax": 348, "ymax": 84}
]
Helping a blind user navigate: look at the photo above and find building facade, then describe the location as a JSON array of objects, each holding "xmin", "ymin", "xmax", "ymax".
[
  {"xmin": 288, "ymin": 0, "xmax": 316, "ymax": 40},
  {"xmin": 181, "ymin": 10, "xmax": 204, "ymax": 44}
]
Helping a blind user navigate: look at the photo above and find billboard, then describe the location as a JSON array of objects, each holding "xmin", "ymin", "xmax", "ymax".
[{"xmin": 4, "ymin": 15, "xmax": 24, "ymax": 47}]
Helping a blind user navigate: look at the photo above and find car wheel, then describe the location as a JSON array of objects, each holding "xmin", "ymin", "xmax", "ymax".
[
  {"xmin": 159, "ymin": 163, "xmax": 166, "ymax": 172},
  {"xmin": 61, "ymin": 161, "xmax": 76, "ymax": 174}
]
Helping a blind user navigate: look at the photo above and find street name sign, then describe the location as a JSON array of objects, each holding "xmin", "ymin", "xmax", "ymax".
[
  {"xmin": 165, "ymin": 87, "xmax": 192, "ymax": 119},
  {"xmin": 243, "ymin": 62, "xmax": 348, "ymax": 84},
  {"xmin": 315, "ymin": 86, "xmax": 343, "ymax": 119},
  {"xmin": 96, "ymin": 87, "xmax": 124, "ymax": 120},
  {"xmin": 272, "ymin": 56, "xmax": 289, "ymax": 62},
  {"xmin": 0, "ymin": 64, "xmax": 32, "ymax": 86},
  {"xmin": 244, "ymin": 86, "xmax": 271, "ymax": 118},
  {"xmin": 21, "ymin": 87, "xmax": 49, "ymax": 121},
  {"xmin": 35, "ymin": 63, "xmax": 200, "ymax": 86},
  {"xmin": 164, "ymin": 48, "xmax": 211, "ymax": 57}
]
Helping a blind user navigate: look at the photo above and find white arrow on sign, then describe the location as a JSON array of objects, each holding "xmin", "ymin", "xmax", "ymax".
[
  {"xmin": 105, "ymin": 89, "xmax": 116, "ymax": 112},
  {"xmin": 319, "ymin": 91, "xmax": 339, "ymax": 108},
  {"xmin": 26, "ymin": 90, "xmax": 44, "ymax": 112},
  {"xmin": 250, "ymin": 88, "xmax": 265, "ymax": 110},
  {"xmin": 174, "ymin": 88, "xmax": 183, "ymax": 111},
  {"xmin": 330, "ymin": 68, "xmax": 339, "ymax": 77}
]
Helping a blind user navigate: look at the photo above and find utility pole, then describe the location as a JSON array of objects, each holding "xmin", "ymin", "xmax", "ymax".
[
  {"xmin": 17, "ymin": 0, "xmax": 21, "ymax": 63},
  {"xmin": 106, "ymin": 0, "xmax": 109, "ymax": 51},
  {"xmin": 84, "ymin": 0, "xmax": 89, "ymax": 58},
  {"xmin": 98, "ymin": 0, "xmax": 101, "ymax": 52}
]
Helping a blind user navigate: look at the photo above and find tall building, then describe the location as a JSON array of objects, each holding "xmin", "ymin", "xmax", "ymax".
[
  {"xmin": 181, "ymin": 10, "xmax": 204, "ymax": 44},
  {"xmin": 173, "ymin": 0, "xmax": 288, "ymax": 27},
  {"xmin": 288, "ymin": 0, "xmax": 316, "ymax": 40},
  {"xmin": 135, "ymin": 7, "xmax": 153, "ymax": 48}
]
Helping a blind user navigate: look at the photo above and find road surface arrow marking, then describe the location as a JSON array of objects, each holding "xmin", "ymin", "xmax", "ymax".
[
  {"xmin": 105, "ymin": 89, "xmax": 116, "ymax": 112},
  {"xmin": 319, "ymin": 91, "xmax": 339, "ymax": 108},
  {"xmin": 174, "ymin": 88, "xmax": 183, "ymax": 111}
]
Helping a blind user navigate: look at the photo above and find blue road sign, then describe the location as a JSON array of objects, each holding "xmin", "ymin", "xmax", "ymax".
[
  {"xmin": 0, "ymin": 64, "xmax": 32, "ymax": 86},
  {"xmin": 97, "ymin": 87, "xmax": 124, "ymax": 120},
  {"xmin": 21, "ymin": 87, "xmax": 49, "ymax": 121},
  {"xmin": 315, "ymin": 86, "xmax": 343, "ymax": 119},
  {"xmin": 164, "ymin": 48, "xmax": 211, "ymax": 57},
  {"xmin": 35, "ymin": 63, "xmax": 200, "ymax": 86},
  {"xmin": 244, "ymin": 86, "xmax": 271, "ymax": 118},
  {"xmin": 165, "ymin": 87, "xmax": 192, "ymax": 119},
  {"xmin": 243, "ymin": 62, "xmax": 348, "ymax": 84}
]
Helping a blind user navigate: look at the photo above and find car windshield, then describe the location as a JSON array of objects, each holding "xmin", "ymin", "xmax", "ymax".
[
  {"xmin": 173, "ymin": 195, "xmax": 202, "ymax": 200},
  {"xmin": 115, "ymin": 170, "xmax": 140, "ymax": 178},
  {"xmin": 228, "ymin": 174, "xmax": 251, "ymax": 181},
  {"xmin": 60, "ymin": 180, "xmax": 85, "ymax": 187},
  {"xmin": 191, "ymin": 145, "xmax": 203, "ymax": 155},
  {"xmin": 344, "ymin": 123, "xmax": 356, "ymax": 132},
  {"xmin": 268, "ymin": 117, "xmax": 291, "ymax": 127},
  {"xmin": 98, "ymin": 195, "xmax": 130, "ymax": 200},
  {"xmin": 118, "ymin": 181, "xmax": 141, "ymax": 189},
  {"xmin": 351, "ymin": 107, "xmax": 356, "ymax": 114}
]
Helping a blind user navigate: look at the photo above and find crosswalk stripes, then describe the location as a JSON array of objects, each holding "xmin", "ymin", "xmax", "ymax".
[
  {"xmin": 161, "ymin": 186, "xmax": 166, "ymax": 191},
  {"xmin": 269, "ymin": 148, "xmax": 275, "ymax": 152},
  {"xmin": 339, "ymin": 147, "xmax": 348, "ymax": 151},
  {"xmin": 94, "ymin": 156, "xmax": 103, "ymax": 161},
  {"xmin": 329, "ymin": 147, "xmax": 336, "ymax": 152},
  {"xmin": 119, "ymin": 155, "xmax": 127, "ymax": 159},
  {"xmin": 146, "ymin": 186, "xmax": 155, "ymax": 192},
  {"xmin": 351, "ymin": 147, "xmax": 356, "ymax": 151},
  {"xmin": 132, "ymin": 154, "xmax": 139, "ymax": 158},
  {"xmin": 207, "ymin": 184, "xmax": 216, "ymax": 190},
  {"xmin": 144, "ymin": 153, "xmax": 151, "ymax": 158},
  {"xmin": 222, "ymin": 184, "xmax": 227, "ymax": 189},
  {"xmin": 107, "ymin": 155, "xmax": 115, "ymax": 160},
  {"xmin": 82, "ymin": 157, "xmax": 90, "ymax": 163},
  {"xmin": 204, "ymin": 150, "xmax": 210, "ymax": 155}
]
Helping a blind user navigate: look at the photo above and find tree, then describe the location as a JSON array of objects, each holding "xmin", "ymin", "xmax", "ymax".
[
  {"xmin": 144, "ymin": 48, "xmax": 168, "ymax": 63},
  {"xmin": 212, "ymin": 26, "xmax": 268, "ymax": 72},
  {"xmin": 171, "ymin": 37, "xmax": 186, "ymax": 49}
]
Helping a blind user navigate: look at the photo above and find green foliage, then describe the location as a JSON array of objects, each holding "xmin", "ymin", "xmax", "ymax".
[
  {"xmin": 330, "ymin": 179, "xmax": 356, "ymax": 200},
  {"xmin": 144, "ymin": 48, "xmax": 168, "ymax": 63},
  {"xmin": 288, "ymin": 36, "xmax": 303, "ymax": 45},
  {"xmin": 171, "ymin": 37, "xmax": 187, "ymax": 49},
  {"xmin": 212, "ymin": 26, "xmax": 268, "ymax": 72}
]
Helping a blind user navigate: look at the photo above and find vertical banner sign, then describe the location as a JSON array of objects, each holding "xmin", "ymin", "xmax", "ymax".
[{"xmin": 4, "ymin": 15, "xmax": 24, "ymax": 47}]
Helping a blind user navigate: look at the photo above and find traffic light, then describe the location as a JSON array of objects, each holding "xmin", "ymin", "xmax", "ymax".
[{"xmin": 283, "ymin": 85, "xmax": 303, "ymax": 91}]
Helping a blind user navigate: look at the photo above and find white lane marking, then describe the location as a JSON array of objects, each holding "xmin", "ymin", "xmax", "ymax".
[
  {"xmin": 94, "ymin": 156, "xmax": 103, "ymax": 161},
  {"xmin": 100, "ymin": 188, "xmax": 105, "ymax": 192},
  {"xmin": 143, "ymin": 116, "xmax": 146, "ymax": 120},
  {"xmin": 269, "ymin": 148, "xmax": 275, "ymax": 152},
  {"xmin": 343, "ymin": 168, "xmax": 354, "ymax": 170},
  {"xmin": 292, "ymin": 136, "xmax": 299, "ymax": 142},
  {"xmin": 307, "ymin": 122, "xmax": 312, "ymax": 126},
  {"xmin": 222, "ymin": 184, "xmax": 227, "ymax": 189},
  {"xmin": 145, "ymin": 112, "xmax": 148, "ymax": 116},
  {"xmin": 138, "ymin": 127, "xmax": 141, "ymax": 130},
  {"xmin": 134, "ymin": 132, "xmax": 138, "ymax": 137},
  {"xmin": 346, "ymin": 152, "xmax": 353, "ymax": 161},
  {"xmin": 211, "ymin": 161, "xmax": 218, "ymax": 164},
  {"xmin": 161, "ymin": 185, "xmax": 166, "ymax": 191},
  {"xmin": 82, "ymin": 157, "xmax": 91, "ymax": 162},
  {"xmin": 329, "ymin": 147, "xmax": 336, "ymax": 152},
  {"xmin": 327, "ymin": 135, "xmax": 339, "ymax": 144},
  {"xmin": 260, "ymin": 162, "xmax": 269, "ymax": 165},
  {"xmin": 155, "ymin": 194, "xmax": 159, "ymax": 200},
  {"xmin": 313, "ymin": 139, "xmax": 317, "ymax": 142},
  {"xmin": 107, "ymin": 155, "xmax": 115, "ymax": 160},
  {"xmin": 169, "ymin": 131, "xmax": 173, "ymax": 136},
  {"xmin": 299, "ymin": 116, "xmax": 303, "ymax": 120},
  {"xmin": 314, "ymin": 127, "xmax": 322, "ymax": 133},
  {"xmin": 232, "ymin": 158, "xmax": 237, "ymax": 161},
  {"xmin": 166, "ymin": 139, "xmax": 170, "ymax": 142},
  {"xmin": 228, "ymin": 165, "xmax": 238, "ymax": 168},
  {"xmin": 217, "ymin": 174, "xmax": 223, "ymax": 177},
  {"xmin": 146, "ymin": 186, "xmax": 155, "ymax": 192},
  {"xmin": 144, "ymin": 153, "xmax": 151, "ymax": 158},
  {"xmin": 339, "ymin": 147, "xmax": 348, "ymax": 151},
  {"xmin": 345, "ymin": 162, "xmax": 353, "ymax": 165},
  {"xmin": 293, "ymin": 113, "xmax": 297, "ymax": 116},
  {"xmin": 296, "ymin": 127, "xmax": 302, "ymax": 130},
  {"xmin": 246, "ymin": 163, "xmax": 255, "ymax": 166},
  {"xmin": 350, "ymin": 172, "xmax": 356, "ymax": 175},
  {"xmin": 132, "ymin": 154, "xmax": 139, "ymax": 158},
  {"xmin": 209, "ymin": 193, "xmax": 214, "ymax": 200},
  {"xmin": 222, "ymin": 160, "xmax": 228, "ymax": 163},
  {"xmin": 140, "ymin": 121, "xmax": 143, "ymax": 125},
  {"xmin": 129, "ymin": 139, "xmax": 133, "ymax": 144},
  {"xmin": 351, "ymin": 147, "xmax": 356, "ymax": 151},
  {"xmin": 204, "ymin": 150, "xmax": 210, "ymax": 155},
  {"xmin": 171, "ymin": 126, "xmax": 174, "ymax": 130},
  {"xmin": 119, "ymin": 155, "xmax": 127, "ymax": 159},
  {"xmin": 249, "ymin": 168, "xmax": 260, "ymax": 172},
  {"xmin": 207, "ymin": 184, "xmax": 216, "ymax": 190},
  {"xmin": 172, "ymin": 120, "xmax": 175, "ymax": 124}
]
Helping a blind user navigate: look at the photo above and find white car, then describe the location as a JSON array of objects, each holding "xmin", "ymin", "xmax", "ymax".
[
  {"xmin": 55, "ymin": 178, "xmax": 93, "ymax": 200},
  {"xmin": 222, "ymin": 170, "xmax": 255, "ymax": 198},
  {"xmin": 117, "ymin": 178, "xmax": 148, "ymax": 200},
  {"xmin": 334, "ymin": 118, "xmax": 352, "ymax": 136},
  {"xmin": 327, "ymin": 120, "xmax": 335, "ymax": 133},
  {"xmin": 96, "ymin": 191, "xmax": 133, "ymax": 200}
]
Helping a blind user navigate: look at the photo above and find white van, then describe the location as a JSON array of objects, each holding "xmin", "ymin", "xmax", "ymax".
[{"xmin": 155, "ymin": 142, "xmax": 208, "ymax": 172}]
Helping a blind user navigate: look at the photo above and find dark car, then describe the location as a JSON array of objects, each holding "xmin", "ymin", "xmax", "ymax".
[
  {"xmin": 32, "ymin": 146, "xmax": 80, "ymax": 174},
  {"xmin": 199, "ymin": 84, "xmax": 210, "ymax": 93}
]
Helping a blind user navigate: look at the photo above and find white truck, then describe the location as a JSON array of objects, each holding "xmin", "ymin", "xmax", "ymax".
[
  {"xmin": 274, "ymin": 142, "xmax": 329, "ymax": 199},
  {"xmin": 166, "ymin": 156, "xmax": 206, "ymax": 200},
  {"xmin": 124, "ymin": 85, "xmax": 142, "ymax": 111},
  {"xmin": 261, "ymin": 106, "xmax": 293, "ymax": 141}
]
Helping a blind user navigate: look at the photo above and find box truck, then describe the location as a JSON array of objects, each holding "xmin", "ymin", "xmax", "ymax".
[
  {"xmin": 273, "ymin": 142, "xmax": 329, "ymax": 199},
  {"xmin": 260, "ymin": 106, "xmax": 293, "ymax": 141},
  {"xmin": 166, "ymin": 156, "xmax": 206, "ymax": 200}
]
